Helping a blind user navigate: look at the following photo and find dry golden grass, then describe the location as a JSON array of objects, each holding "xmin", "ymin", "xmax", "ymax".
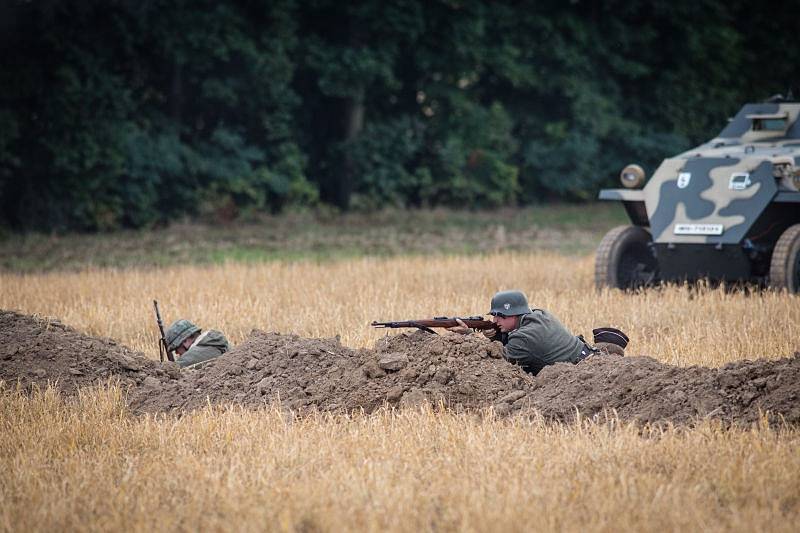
[
  {"xmin": 1, "ymin": 385, "xmax": 798, "ymax": 533},
  {"xmin": 1, "ymin": 253, "xmax": 797, "ymax": 366},
  {"xmin": 1, "ymin": 253, "xmax": 799, "ymax": 531}
]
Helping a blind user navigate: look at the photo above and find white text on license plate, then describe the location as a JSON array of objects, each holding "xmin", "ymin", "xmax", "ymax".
[{"xmin": 673, "ymin": 223, "xmax": 724, "ymax": 235}]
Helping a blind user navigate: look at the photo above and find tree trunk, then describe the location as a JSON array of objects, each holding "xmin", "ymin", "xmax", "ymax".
[
  {"xmin": 335, "ymin": 88, "xmax": 364, "ymax": 210},
  {"xmin": 170, "ymin": 59, "xmax": 183, "ymax": 128}
]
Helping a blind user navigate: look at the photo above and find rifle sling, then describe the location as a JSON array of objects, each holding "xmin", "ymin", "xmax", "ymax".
[{"xmin": 410, "ymin": 322, "xmax": 437, "ymax": 334}]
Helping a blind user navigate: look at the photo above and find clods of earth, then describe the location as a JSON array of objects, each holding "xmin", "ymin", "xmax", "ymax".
[{"xmin": 2, "ymin": 310, "xmax": 799, "ymax": 426}]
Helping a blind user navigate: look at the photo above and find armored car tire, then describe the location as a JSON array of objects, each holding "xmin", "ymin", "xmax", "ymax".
[
  {"xmin": 595, "ymin": 225, "xmax": 659, "ymax": 290},
  {"xmin": 769, "ymin": 224, "xmax": 800, "ymax": 293}
]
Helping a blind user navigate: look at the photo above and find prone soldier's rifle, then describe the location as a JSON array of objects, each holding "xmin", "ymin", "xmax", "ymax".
[
  {"xmin": 153, "ymin": 300, "xmax": 174, "ymax": 362},
  {"xmin": 371, "ymin": 316, "xmax": 500, "ymax": 335}
]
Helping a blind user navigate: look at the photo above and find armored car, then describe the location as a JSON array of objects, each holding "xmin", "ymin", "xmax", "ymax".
[{"xmin": 596, "ymin": 98, "xmax": 800, "ymax": 292}]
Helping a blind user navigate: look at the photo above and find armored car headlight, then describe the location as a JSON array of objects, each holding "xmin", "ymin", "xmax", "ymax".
[
  {"xmin": 771, "ymin": 156, "xmax": 800, "ymax": 191},
  {"xmin": 620, "ymin": 164, "xmax": 646, "ymax": 188}
]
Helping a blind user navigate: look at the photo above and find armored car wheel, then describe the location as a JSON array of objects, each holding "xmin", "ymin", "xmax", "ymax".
[
  {"xmin": 595, "ymin": 225, "xmax": 659, "ymax": 290},
  {"xmin": 769, "ymin": 224, "xmax": 800, "ymax": 293}
]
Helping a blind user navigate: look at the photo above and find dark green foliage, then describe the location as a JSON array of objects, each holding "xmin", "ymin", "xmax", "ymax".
[
  {"xmin": 0, "ymin": 0, "xmax": 796, "ymax": 231},
  {"xmin": 0, "ymin": 0, "xmax": 309, "ymax": 231}
]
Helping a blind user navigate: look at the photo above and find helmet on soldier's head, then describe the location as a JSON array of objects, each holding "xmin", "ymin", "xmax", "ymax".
[
  {"xmin": 489, "ymin": 290, "xmax": 531, "ymax": 317},
  {"xmin": 165, "ymin": 319, "xmax": 200, "ymax": 352}
]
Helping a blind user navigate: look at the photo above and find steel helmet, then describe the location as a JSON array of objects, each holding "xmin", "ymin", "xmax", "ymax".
[
  {"xmin": 165, "ymin": 319, "xmax": 200, "ymax": 351},
  {"xmin": 489, "ymin": 290, "xmax": 531, "ymax": 317}
]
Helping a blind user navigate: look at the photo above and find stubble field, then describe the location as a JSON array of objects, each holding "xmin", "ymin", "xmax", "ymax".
[{"xmin": 1, "ymin": 220, "xmax": 799, "ymax": 531}]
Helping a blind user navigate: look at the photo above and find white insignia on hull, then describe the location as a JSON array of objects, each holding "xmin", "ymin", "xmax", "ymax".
[{"xmin": 729, "ymin": 172, "xmax": 752, "ymax": 190}]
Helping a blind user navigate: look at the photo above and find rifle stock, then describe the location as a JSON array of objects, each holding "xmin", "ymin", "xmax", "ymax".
[
  {"xmin": 371, "ymin": 316, "xmax": 500, "ymax": 334},
  {"xmin": 153, "ymin": 300, "xmax": 174, "ymax": 362}
]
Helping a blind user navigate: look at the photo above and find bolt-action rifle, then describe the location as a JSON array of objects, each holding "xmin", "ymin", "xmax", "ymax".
[
  {"xmin": 153, "ymin": 300, "xmax": 174, "ymax": 362},
  {"xmin": 371, "ymin": 316, "xmax": 500, "ymax": 335}
]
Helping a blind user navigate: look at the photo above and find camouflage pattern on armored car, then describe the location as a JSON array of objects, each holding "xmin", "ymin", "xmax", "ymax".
[{"xmin": 596, "ymin": 98, "xmax": 800, "ymax": 292}]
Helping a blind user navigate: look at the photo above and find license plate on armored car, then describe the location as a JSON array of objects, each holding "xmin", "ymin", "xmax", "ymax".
[{"xmin": 673, "ymin": 224, "xmax": 724, "ymax": 235}]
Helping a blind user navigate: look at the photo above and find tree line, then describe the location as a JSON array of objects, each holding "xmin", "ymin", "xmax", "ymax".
[{"xmin": 1, "ymin": 0, "xmax": 797, "ymax": 231}]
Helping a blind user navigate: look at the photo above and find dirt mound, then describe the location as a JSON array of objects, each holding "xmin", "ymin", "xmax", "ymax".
[
  {"xmin": 3, "ymin": 309, "xmax": 799, "ymax": 426},
  {"xmin": 129, "ymin": 327, "xmax": 800, "ymax": 426},
  {"xmin": 363, "ymin": 331, "xmax": 532, "ymax": 412},
  {"xmin": 528, "ymin": 353, "xmax": 800, "ymax": 425},
  {"xmin": 128, "ymin": 330, "xmax": 534, "ymax": 415},
  {"xmin": 129, "ymin": 331, "xmax": 363, "ymax": 413},
  {"xmin": 0, "ymin": 310, "xmax": 179, "ymax": 395}
]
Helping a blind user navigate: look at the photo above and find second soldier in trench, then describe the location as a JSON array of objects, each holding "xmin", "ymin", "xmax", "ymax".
[{"xmin": 164, "ymin": 319, "xmax": 230, "ymax": 369}]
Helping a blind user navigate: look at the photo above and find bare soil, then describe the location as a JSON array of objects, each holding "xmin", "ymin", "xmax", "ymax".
[
  {"xmin": 2, "ymin": 310, "xmax": 799, "ymax": 426},
  {"xmin": 128, "ymin": 329, "xmax": 527, "ymax": 415},
  {"xmin": 0, "ymin": 310, "xmax": 179, "ymax": 396}
]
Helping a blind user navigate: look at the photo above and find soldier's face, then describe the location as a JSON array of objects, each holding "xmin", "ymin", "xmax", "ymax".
[
  {"xmin": 175, "ymin": 337, "xmax": 194, "ymax": 357},
  {"xmin": 492, "ymin": 314, "xmax": 518, "ymax": 332}
]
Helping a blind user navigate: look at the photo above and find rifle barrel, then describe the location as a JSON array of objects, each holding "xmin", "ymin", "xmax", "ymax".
[{"xmin": 371, "ymin": 317, "xmax": 498, "ymax": 331}]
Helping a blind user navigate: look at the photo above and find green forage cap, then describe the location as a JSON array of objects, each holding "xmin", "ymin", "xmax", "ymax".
[
  {"xmin": 488, "ymin": 290, "xmax": 531, "ymax": 317},
  {"xmin": 165, "ymin": 319, "xmax": 200, "ymax": 352}
]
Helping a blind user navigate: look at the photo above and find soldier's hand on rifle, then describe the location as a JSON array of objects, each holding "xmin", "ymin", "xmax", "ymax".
[
  {"xmin": 448, "ymin": 318, "xmax": 494, "ymax": 340},
  {"xmin": 447, "ymin": 318, "xmax": 473, "ymax": 335},
  {"xmin": 481, "ymin": 327, "xmax": 497, "ymax": 340}
]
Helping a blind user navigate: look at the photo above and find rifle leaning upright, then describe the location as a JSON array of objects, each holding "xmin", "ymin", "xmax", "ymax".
[{"xmin": 153, "ymin": 300, "xmax": 174, "ymax": 362}]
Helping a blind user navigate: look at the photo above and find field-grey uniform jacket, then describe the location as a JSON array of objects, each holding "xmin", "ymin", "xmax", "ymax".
[
  {"xmin": 177, "ymin": 329, "xmax": 229, "ymax": 368},
  {"xmin": 499, "ymin": 309, "xmax": 585, "ymax": 375}
]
